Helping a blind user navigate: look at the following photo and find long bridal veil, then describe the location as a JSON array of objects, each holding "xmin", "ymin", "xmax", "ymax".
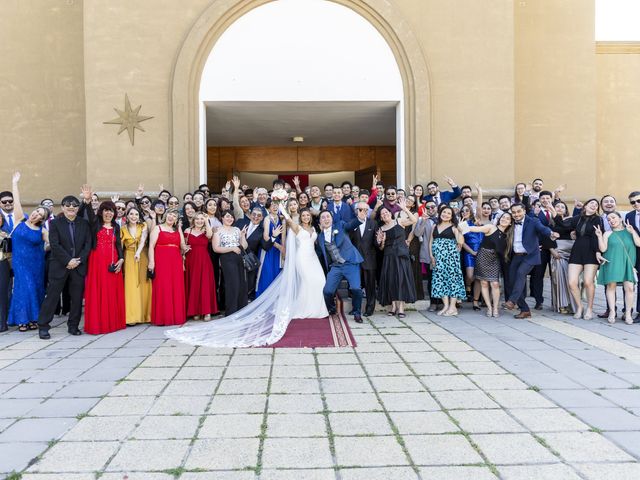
[{"xmin": 165, "ymin": 231, "xmax": 299, "ymax": 348}]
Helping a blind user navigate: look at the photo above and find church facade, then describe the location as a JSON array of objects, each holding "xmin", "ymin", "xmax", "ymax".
[{"xmin": 1, "ymin": 0, "xmax": 638, "ymax": 203}]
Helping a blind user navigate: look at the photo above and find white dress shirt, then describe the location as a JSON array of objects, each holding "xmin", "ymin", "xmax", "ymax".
[{"xmin": 513, "ymin": 221, "xmax": 526, "ymax": 253}]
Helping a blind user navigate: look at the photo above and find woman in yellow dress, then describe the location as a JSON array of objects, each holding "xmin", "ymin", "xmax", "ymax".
[{"xmin": 121, "ymin": 207, "xmax": 152, "ymax": 324}]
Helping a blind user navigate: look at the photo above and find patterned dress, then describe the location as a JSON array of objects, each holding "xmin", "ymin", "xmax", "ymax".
[{"xmin": 431, "ymin": 225, "xmax": 466, "ymax": 300}]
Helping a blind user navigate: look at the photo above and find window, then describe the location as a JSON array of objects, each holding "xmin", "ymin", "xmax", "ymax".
[{"xmin": 596, "ymin": 0, "xmax": 640, "ymax": 41}]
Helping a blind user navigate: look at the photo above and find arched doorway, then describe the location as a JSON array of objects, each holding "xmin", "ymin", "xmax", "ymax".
[{"xmin": 170, "ymin": 0, "xmax": 431, "ymax": 194}]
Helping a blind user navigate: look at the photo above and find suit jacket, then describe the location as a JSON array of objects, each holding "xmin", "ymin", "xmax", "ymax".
[
  {"xmin": 349, "ymin": 218, "xmax": 377, "ymax": 270},
  {"xmin": 316, "ymin": 218, "xmax": 364, "ymax": 270},
  {"xmin": 514, "ymin": 216, "xmax": 552, "ymax": 265},
  {"xmin": 625, "ymin": 211, "xmax": 640, "ymax": 269},
  {"xmin": 48, "ymin": 215, "xmax": 92, "ymax": 278},
  {"xmin": 423, "ymin": 186, "xmax": 462, "ymax": 205},
  {"xmin": 326, "ymin": 201, "xmax": 355, "ymax": 222},
  {"xmin": 244, "ymin": 221, "xmax": 272, "ymax": 256},
  {"xmin": 533, "ymin": 209, "xmax": 557, "ymax": 249}
]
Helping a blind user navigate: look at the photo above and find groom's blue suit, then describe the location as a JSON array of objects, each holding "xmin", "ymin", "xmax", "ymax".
[{"xmin": 316, "ymin": 217, "xmax": 364, "ymax": 317}]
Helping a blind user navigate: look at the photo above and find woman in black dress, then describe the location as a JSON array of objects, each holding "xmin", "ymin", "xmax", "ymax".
[
  {"xmin": 460, "ymin": 212, "xmax": 513, "ymax": 317},
  {"xmin": 376, "ymin": 199, "xmax": 417, "ymax": 318},
  {"xmin": 548, "ymin": 199, "xmax": 603, "ymax": 320},
  {"xmin": 399, "ymin": 195, "xmax": 424, "ymax": 300}
]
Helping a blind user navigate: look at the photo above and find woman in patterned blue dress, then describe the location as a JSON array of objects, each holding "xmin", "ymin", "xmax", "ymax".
[
  {"xmin": 429, "ymin": 205, "xmax": 466, "ymax": 316},
  {"xmin": 256, "ymin": 199, "xmax": 285, "ymax": 297},
  {"xmin": 6, "ymin": 172, "xmax": 49, "ymax": 331}
]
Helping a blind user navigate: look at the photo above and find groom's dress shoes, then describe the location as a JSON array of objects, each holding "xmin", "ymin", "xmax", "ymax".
[
  {"xmin": 354, "ymin": 314, "xmax": 363, "ymax": 323},
  {"xmin": 39, "ymin": 330, "xmax": 51, "ymax": 340},
  {"xmin": 68, "ymin": 328, "xmax": 82, "ymax": 336}
]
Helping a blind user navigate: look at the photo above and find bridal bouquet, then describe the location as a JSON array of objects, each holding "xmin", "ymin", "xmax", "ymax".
[{"xmin": 271, "ymin": 188, "xmax": 289, "ymax": 204}]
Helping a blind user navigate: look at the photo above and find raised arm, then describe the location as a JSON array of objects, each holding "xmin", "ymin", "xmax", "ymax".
[
  {"xmin": 396, "ymin": 198, "xmax": 417, "ymax": 227},
  {"xmin": 279, "ymin": 204, "xmax": 300, "ymax": 234},
  {"xmin": 11, "ymin": 172, "xmax": 24, "ymax": 224},
  {"xmin": 231, "ymin": 176, "xmax": 244, "ymax": 220},
  {"xmin": 595, "ymin": 225, "xmax": 608, "ymax": 253}
]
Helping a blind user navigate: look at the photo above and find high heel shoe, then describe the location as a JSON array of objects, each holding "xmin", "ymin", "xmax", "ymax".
[
  {"xmin": 387, "ymin": 310, "xmax": 397, "ymax": 316},
  {"xmin": 573, "ymin": 309, "xmax": 583, "ymax": 320},
  {"xmin": 583, "ymin": 310, "xmax": 593, "ymax": 321},
  {"xmin": 473, "ymin": 302, "xmax": 481, "ymax": 311},
  {"xmin": 485, "ymin": 309, "xmax": 492, "ymax": 317},
  {"xmin": 607, "ymin": 315, "xmax": 616, "ymax": 324}
]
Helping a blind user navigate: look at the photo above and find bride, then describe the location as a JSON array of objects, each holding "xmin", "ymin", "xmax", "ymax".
[{"xmin": 166, "ymin": 203, "xmax": 328, "ymax": 347}]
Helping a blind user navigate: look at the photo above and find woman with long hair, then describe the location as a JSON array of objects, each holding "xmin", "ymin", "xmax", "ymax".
[
  {"xmin": 376, "ymin": 199, "xmax": 418, "ymax": 317},
  {"xmin": 460, "ymin": 212, "xmax": 513, "ymax": 317},
  {"xmin": 429, "ymin": 206, "xmax": 466, "ymax": 316},
  {"xmin": 148, "ymin": 209, "xmax": 188, "ymax": 326},
  {"xmin": 595, "ymin": 212, "xmax": 640, "ymax": 324},
  {"xmin": 256, "ymin": 199, "xmax": 285, "ymax": 297},
  {"xmin": 184, "ymin": 212, "xmax": 217, "ymax": 321},
  {"xmin": 213, "ymin": 210, "xmax": 248, "ymax": 315},
  {"xmin": 459, "ymin": 204, "xmax": 484, "ymax": 310},
  {"xmin": 6, "ymin": 172, "xmax": 49, "ymax": 331},
  {"xmin": 549, "ymin": 199, "xmax": 603, "ymax": 320},
  {"xmin": 399, "ymin": 195, "xmax": 424, "ymax": 300},
  {"xmin": 512, "ymin": 182, "xmax": 530, "ymax": 211},
  {"xmin": 180, "ymin": 201, "xmax": 197, "ymax": 231},
  {"xmin": 83, "ymin": 198, "xmax": 126, "ymax": 334},
  {"xmin": 548, "ymin": 201, "xmax": 577, "ymax": 314},
  {"xmin": 121, "ymin": 207, "xmax": 152, "ymax": 325}
]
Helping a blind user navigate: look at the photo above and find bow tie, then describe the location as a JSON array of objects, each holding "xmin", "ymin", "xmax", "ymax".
[{"xmin": 515, "ymin": 221, "xmax": 523, "ymax": 225}]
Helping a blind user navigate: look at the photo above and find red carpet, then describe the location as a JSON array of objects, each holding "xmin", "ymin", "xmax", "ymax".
[{"xmin": 268, "ymin": 299, "xmax": 357, "ymax": 348}]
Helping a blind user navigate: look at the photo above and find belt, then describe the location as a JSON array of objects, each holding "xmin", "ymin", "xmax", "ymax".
[{"xmin": 513, "ymin": 252, "xmax": 527, "ymax": 256}]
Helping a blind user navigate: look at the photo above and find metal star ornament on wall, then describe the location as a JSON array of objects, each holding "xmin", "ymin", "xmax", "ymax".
[{"xmin": 104, "ymin": 94, "xmax": 153, "ymax": 145}]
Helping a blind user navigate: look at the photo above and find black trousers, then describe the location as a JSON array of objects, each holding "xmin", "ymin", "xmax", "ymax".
[
  {"xmin": 361, "ymin": 267, "xmax": 377, "ymax": 314},
  {"xmin": 0, "ymin": 260, "xmax": 10, "ymax": 329},
  {"xmin": 220, "ymin": 252, "xmax": 247, "ymax": 315},
  {"xmin": 530, "ymin": 249, "xmax": 551, "ymax": 305},
  {"xmin": 38, "ymin": 269, "xmax": 85, "ymax": 332}
]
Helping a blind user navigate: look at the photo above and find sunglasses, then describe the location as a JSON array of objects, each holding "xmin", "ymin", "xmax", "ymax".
[
  {"xmin": 141, "ymin": 200, "xmax": 151, "ymax": 204},
  {"xmin": 63, "ymin": 203, "xmax": 80, "ymax": 208},
  {"xmin": 386, "ymin": 193, "xmax": 396, "ymax": 196},
  {"xmin": 1, "ymin": 200, "xmax": 14, "ymax": 205},
  {"xmin": 357, "ymin": 208, "xmax": 368, "ymax": 211},
  {"xmin": 168, "ymin": 201, "xmax": 179, "ymax": 205},
  {"xmin": 631, "ymin": 200, "xmax": 640, "ymax": 205},
  {"xmin": 426, "ymin": 205, "xmax": 436, "ymax": 209},
  {"xmin": 116, "ymin": 206, "xmax": 126, "ymax": 211}
]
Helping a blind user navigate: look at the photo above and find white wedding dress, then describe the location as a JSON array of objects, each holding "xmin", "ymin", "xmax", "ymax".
[{"xmin": 165, "ymin": 226, "xmax": 328, "ymax": 347}]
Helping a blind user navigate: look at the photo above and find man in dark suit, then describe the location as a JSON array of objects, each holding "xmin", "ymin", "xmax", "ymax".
[
  {"xmin": 422, "ymin": 176, "xmax": 462, "ymax": 207},
  {"xmin": 316, "ymin": 210, "xmax": 366, "ymax": 322},
  {"xmin": 625, "ymin": 191, "xmax": 640, "ymax": 320},
  {"xmin": 236, "ymin": 207, "xmax": 274, "ymax": 300},
  {"xmin": 350, "ymin": 201, "xmax": 378, "ymax": 316},
  {"xmin": 504, "ymin": 203, "xmax": 558, "ymax": 318},
  {"xmin": 327, "ymin": 187, "xmax": 355, "ymax": 223},
  {"xmin": 37, "ymin": 195, "xmax": 92, "ymax": 339},
  {"xmin": 529, "ymin": 190, "xmax": 556, "ymax": 309}
]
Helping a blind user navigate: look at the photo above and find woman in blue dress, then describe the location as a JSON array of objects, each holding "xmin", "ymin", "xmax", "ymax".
[
  {"xmin": 6, "ymin": 172, "xmax": 49, "ymax": 331},
  {"xmin": 256, "ymin": 199, "xmax": 285, "ymax": 297},
  {"xmin": 460, "ymin": 205, "xmax": 485, "ymax": 310}
]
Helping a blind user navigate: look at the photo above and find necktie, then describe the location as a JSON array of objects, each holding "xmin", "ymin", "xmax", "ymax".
[
  {"xmin": 545, "ymin": 211, "xmax": 550, "ymax": 222},
  {"xmin": 69, "ymin": 221, "xmax": 76, "ymax": 257},
  {"xmin": 334, "ymin": 204, "xmax": 339, "ymax": 215},
  {"xmin": 7, "ymin": 214, "xmax": 13, "ymax": 231}
]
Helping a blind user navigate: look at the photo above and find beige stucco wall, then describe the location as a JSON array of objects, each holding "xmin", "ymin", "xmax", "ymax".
[
  {"xmin": 0, "ymin": 0, "xmax": 85, "ymax": 204},
  {"xmin": 597, "ymin": 50, "xmax": 640, "ymax": 201},
  {"xmin": 3, "ymin": 0, "xmax": 637, "ymax": 204},
  {"xmin": 515, "ymin": 0, "xmax": 597, "ymax": 200},
  {"xmin": 83, "ymin": 0, "xmax": 212, "ymax": 195},
  {"xmin": 402, "ymin": 0, "xmax": 515, "ymax": 188}
]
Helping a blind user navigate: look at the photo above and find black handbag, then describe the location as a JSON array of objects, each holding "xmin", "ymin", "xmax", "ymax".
[{"xmin": 241, "ymin": 248, "xmax": 260, "ymax": 272}]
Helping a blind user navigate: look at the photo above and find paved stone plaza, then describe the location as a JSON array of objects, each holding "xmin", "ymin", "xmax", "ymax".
[{"xmin": 2, "ymin": 288, "xmax": 640, "ymax": 479}]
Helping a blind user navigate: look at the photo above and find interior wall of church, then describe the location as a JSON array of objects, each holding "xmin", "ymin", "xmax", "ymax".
[
  {"xmin": 515, "ymin": 0, "xmax": 597, "ymax": 200},
  {"xmin": 0, "ymin": 0, "xmax": 86, "ymax": 203},
  {"xmin": 596, "ymin": 51, "xmax": 640, "ymax": 202}
]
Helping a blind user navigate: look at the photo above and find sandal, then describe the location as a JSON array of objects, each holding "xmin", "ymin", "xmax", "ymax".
[
  {"xmin": 18, "ymin": 325, "xmax": 28, "ymax": 332},
  {"xmin": 397, "ymin": 312, "xmax": 406, "ymax": 319},
  {"xmin": 387, "ymin": 311, "xmax": 396, "ymax": 316},
  {"xmin": 28, "ymin": 322, "xmax": 38, "ymax": 330}
]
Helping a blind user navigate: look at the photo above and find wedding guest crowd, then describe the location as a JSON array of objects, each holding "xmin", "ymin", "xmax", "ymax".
[{"xmin": 1, "ymin": 170, "xmax": 639, "ymax": 339}]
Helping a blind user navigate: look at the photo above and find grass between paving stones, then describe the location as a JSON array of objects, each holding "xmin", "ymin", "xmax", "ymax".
[
  {"xmin": 533, "ymin": 434, "xmax": 561, "ymax": 457},
  {"xmin": 312, "ymin": 349, "xmax": 339, "ymax": 469},
  {"xmin": 365, "ymin": 316, "xmax": 507, "ymax": 475},
  {"xmin": 5, "ymin": 472, "xmax": 22, "ymax": 480},
  {"xmin": 254, "ymin": 348, "xmax": 276, "ymax": 477},
  {"xmin": 589, "ymin": 427, "xmax": 603, "ymax": 433}
]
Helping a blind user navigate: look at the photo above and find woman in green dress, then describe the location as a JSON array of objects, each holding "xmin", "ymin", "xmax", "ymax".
[{"xmin": 595, "ymin": 212, "xmax": 640, "ymax": 324}]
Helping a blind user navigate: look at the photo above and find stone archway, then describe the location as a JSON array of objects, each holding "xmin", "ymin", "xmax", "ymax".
[{"xmin": 170, "ymin": 0, "xmax": 431, "ymax": 194}]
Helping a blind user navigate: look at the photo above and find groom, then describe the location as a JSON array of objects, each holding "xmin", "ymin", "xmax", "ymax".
[{"xmin": 316, "ymin": 209, "xmax": 366, "ymax": 323}]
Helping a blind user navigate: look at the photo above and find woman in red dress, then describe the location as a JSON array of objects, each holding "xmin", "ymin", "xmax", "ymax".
[
  {"xmin": 184, "ymin": 212, "xmax": 218, "ymax": 320},
  {"xmin": 83, "ymin": 200, "xmax": 126, "ymax": 334},
  {"xmin": 148, "ymin": 209, "xmax": 187, "ymax": 326}
]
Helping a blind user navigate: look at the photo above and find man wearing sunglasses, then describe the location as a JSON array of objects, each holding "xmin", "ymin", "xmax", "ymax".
[
  {"xmin": 37, "ymin": 195, "xmax": 92, "ymax": 339},
  {"xmin": 625, "ymin": 191, "xmax": 640, "ymax": 322},
  {"xmin": 0, "ymin": 191, "xmax": 17, "ymax": 235}
]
